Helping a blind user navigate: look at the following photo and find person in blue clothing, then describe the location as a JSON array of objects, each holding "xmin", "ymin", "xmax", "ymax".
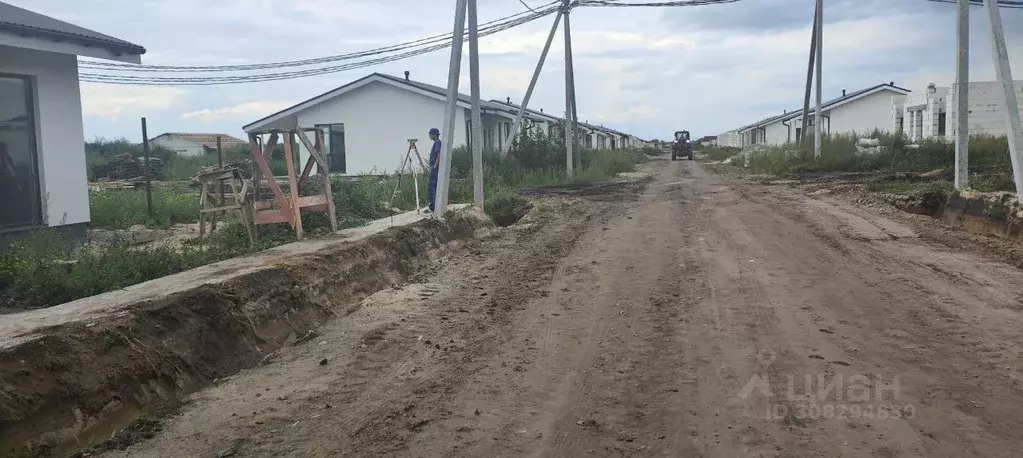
[{"xmin": 426, "ymin": 127, "xmax": 442, "ymax": 213}]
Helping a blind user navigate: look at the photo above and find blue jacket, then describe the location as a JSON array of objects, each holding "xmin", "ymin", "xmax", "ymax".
[{"xmin": 429, "ymin": 140, "xmax": 442, "ymax": 173}]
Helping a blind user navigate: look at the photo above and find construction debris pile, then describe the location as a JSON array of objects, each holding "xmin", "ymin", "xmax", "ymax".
[{"xmin": 92, "ymin": 153, "xmax": 165, "ymax": 182}]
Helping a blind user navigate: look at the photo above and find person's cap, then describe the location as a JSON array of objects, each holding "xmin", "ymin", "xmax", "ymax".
[{"xmin": 429, "ymin": 128, "xmax": 440, "ymax": 135}]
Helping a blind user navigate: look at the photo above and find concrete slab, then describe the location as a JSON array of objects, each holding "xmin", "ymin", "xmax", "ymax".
[{"xmin": 0, "ymin": 205, "xmax": 472, "ymax": 349}]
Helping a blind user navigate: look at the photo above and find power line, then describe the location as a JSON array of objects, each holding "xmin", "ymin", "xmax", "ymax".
[
  {"xmin": 80, "ymin": 1, "xmax": 561, "ymax": 73},
  {"xmin": 578, "ymin": 0, "xmax": 741, "ymax": 6},
  {"xmin": 80, "ymin": 5, "xmax": 557, "ymax": 85},
  {"xmin": 924, "ymin": 0, "xmax": 1023, "ymax": 7}
]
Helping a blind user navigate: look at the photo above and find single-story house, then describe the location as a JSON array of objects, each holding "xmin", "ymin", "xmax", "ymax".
[
  {"xmin": 243, "ymin": 72, "xmax": 554, "ymax": 175},
  {"xmin": 0, "ymin": 1, "xmax": 145, "ymax": 238},
  {"xmin": 730, "ymin": 83, "xmax": 910, "ymax": 147},
  {"xmin": 895, "ymin": 80, "xmax": 1023, "ymax": 142},
  {"xmin": 147, "ymin": 132, "xmax": 248, "ymax": 157}
]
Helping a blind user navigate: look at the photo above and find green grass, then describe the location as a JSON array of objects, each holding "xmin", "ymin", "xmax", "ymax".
[
  {"xmin": 730, "ymin": 132, "xmax": 1013, "ymax": 192},
  {"xmin": 89, "ymin": 187, "xmax": 200, "ymax": 230}
]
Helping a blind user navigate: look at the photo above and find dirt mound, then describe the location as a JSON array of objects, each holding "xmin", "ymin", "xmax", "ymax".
[{"xmin": 0, "ymin": 212, "xmax": 491, "ymax": 457}]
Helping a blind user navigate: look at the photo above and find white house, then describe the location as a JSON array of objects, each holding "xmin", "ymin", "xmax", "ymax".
[
  {"xmin": 729, "ymin": 83, "xmax": 910, "ymax": 147},
  {"xmin": 147, "ymin": 132, "xmax": 247, "ymax": 157},
  {"xmin": 244, "ymin": 72, "xmax": 557, "ymax": 175},
  {"xmin": 0, "ymin": 2, "xmax": 144, "ymax": 238},
  {"xmin": 895, "ymin": 80, "xmax": 1023, "ymax": 141}
]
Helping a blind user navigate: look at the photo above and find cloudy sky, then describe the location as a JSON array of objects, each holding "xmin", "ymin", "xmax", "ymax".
[{"xmin": 10, "ymin": 0, "xmax": 1023, "ymax": 141}]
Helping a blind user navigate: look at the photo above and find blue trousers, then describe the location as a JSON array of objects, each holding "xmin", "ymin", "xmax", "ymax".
[{"xmin": 427, "ymin": 168, "xmax": 439, "ymax": 211}]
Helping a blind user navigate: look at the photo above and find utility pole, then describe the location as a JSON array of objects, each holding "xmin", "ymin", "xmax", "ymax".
[
  {"xmin": 955, "ymin": 0, "xmax": 970, "ymax": 189},
  {"xmin": 814, "ymin": 0, "xmax": 823, "ymax": 159},
  {"xmin": 435, "ymin": 0, "xmax": 468, "ymax": 218},
  {"xmin": 800, "ymin": 0, "xmax": 819, "ymax": 146},
  {"xmin": 984, "ymin": 0, "xmax": 1023, "ymax": 200},
  {"xmin": 505, "ymin": 11, "xmax": 564, "ymax": 155},
  {"xmin": 563, "ymin": 0, "xmax": 576, "ymax": 178},
  {"xmin": 140, "ymin": 117, "xmax": 153, "ymax": 217},
  {"xmin": 468, "ymin": 0, "xmax": 484, "ymax": 209}
]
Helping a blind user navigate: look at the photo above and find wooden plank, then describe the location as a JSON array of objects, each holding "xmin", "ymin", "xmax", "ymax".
[
  {"xmin": 248, "ymin": 133, "xmax": 293, "ymax": 225},
  {"xmin": 319, "ymin": 129, "xmax": 338, "ymax": 232},
  {"xmin": 254, "ymin": 210, "xmax": 292, "ymax": 224},
  {"xmin": 303, "ymin": 204, "xmax": 329, "ymax": 212},
  {"xmin": 283, "ymin": 132, "xmax": 304, "ymax": 239},
  {"xmin": 296, "ymin": 195, "xmax": 328, "ymax": 208},
  {"xmin": 296, "ymin": 129, "xmax": 328, "ymax": 172},
  {"xmin": 298, "ymin": 156, "xmax": 316, "ymax": 190},
  {"xmin": 200, "ymin": 205, "xmax": 243, "ymax": 213}
]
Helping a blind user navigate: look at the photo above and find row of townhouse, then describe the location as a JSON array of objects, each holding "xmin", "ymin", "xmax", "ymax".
[
  {"xmin": 716, "ymin": 82, "xmax": 912, "ymax": 148},
  {"xmin": 717, "ymin": 79, "xmax": 1023, "ymax": 149},
  {"xmin": 243, "ymin": 72, "xmax": 649, "ymax": 176}
]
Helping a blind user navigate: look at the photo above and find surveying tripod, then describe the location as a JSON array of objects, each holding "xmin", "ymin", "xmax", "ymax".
[{"xmin": 389, "ymin": 139, "xmax": 429, "ymax": 214}]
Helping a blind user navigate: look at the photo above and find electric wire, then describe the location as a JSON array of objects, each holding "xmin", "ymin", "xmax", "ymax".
[
  {"xmin": 79, "ymin": 1, "xmax": 561, "ymax": 72},
  {"xmin": 924, "ymin": 0, "xmax": 1023, "ymax": 7},
  {"xmin": 80, "ymin": 4, "xmax": 557, "ymax": 85},
  {"xmin": 79, "ymin": 0, "xmax": 1022, "ymax": 86}
]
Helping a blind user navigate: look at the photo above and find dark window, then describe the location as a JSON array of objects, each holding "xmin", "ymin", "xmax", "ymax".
[
  {"xmin": 0, "ymin": 75, "xmax": 41, "ymax": 231},
  {"xmin": 795, "ymin": 127, "xmax": 802, "ymax": 141},
  {"xmin": 938, "ymin": 112, "xmax": 947, "ymax": 136},
  {"xmin": 327, "ymin": 124, "xmax": 346, "ymax": 174}
]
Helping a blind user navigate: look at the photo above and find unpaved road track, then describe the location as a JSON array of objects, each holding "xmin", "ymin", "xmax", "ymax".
[{"xmin": 107, "ymin": 161, "xmax": 1023, "ymax": 457}]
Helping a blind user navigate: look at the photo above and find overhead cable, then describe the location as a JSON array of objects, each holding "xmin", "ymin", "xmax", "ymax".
[
  {"xmin": 80, "ymin": 4, "xmax": 557, "ymax": 85},
  {"xmin": 80, "ymin": 1, "xmax": 561, "ymax": 72}
]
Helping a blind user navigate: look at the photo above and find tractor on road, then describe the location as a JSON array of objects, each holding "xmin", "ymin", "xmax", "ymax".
[{"xmin": 671, "ymin": 130, "xmax": 694, "ymax": 161}]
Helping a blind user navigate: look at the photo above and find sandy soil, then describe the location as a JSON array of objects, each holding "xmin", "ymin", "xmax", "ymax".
[{"xmin": 103, "ymin": 161, "xmax": 1023, "ymax": 457}]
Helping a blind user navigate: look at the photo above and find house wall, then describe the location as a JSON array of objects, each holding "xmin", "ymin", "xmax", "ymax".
[
  {"xmin": 0, "ymin": 45, "xmax": 88, "ymax": 230},
  {"xmin": 947, "ymin": 80, "xmax": 1023, "ymax": 138},
  {"xmin": 294, "ymin": 81, "xmax": 468, "ymax": 175},
  {"xmin": 149, "ymin": 136, "xmax": 205, "ymax": 157},
  {"xmin": 827, "ymin": 91, "xmax": 908, "ymax": 137},
  {"xmin": 764, "ymin": 120, "xmax": 791, "ymax": 145}
]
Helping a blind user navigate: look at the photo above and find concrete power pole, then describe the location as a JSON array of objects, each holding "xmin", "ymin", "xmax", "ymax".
[
  {"xmin": 435, "ymin": 0, "xmax": 468, "ymax": 218},
  {"xmin": 955, "ymin": 0, "xmax": 970, "ymax": 189},
  {"xmin": 814, "ymin": 0, "xmax": 823, "ymax": 159},
  {"xmin": 504, "ymin": 11, "xmax": 564, "ymax": 155},
  {"xmin": 985, "ymin": 0, "xmax": 1023, "ymax": 200},
  {"xmin": 564, "ymin": 0, "xmax": 577, "ymax": 177},
  {"xmin": 468, "ymin": 0, "xmax": 484, "ymax": 209},
  {"xmin": 800, "ymin": 0, "xmax": 819, "ymax": 146}
]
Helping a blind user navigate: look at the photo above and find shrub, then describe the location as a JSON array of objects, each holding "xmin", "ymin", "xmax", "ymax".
[
  {"xmin": 700, "ymin": 146, "xmax": 742, "ymax": 162},
  {"xmin": 485, "ymin": 189, "xmax": 532, "ymax": 227}
]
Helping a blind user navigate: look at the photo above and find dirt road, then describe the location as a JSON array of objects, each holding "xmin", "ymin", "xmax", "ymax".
[{"xmin": 106, "ymin": 161, "xmax": 1023, "ymax": 457}]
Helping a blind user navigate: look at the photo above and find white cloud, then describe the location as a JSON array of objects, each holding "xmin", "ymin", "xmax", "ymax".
[
  {"xmin": 80, "ymin": 83, "xmax": 187, "ymax": 119},
  {"xmin": 180, "ymin": 101, "xmax": 296, "ymax": 123}
]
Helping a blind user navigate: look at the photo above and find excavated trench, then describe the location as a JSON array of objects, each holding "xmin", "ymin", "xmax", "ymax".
[
  {"xmin": 0, "ymin": 212, "xmax": 492, "ymax": 457},
  {"xmin": 885, "ymin": 190, "xmax": 1023, "ymax": 241}
]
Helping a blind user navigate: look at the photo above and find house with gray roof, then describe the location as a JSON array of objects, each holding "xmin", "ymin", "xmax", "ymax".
[
  {"xmin": 727, "ymin": 83, "xmax": 910, "ymax": 148},
  {"xmin": 0, "ymin": 1, "xmax": 145, "ymax": 238},
  {"xmin": 244, "ymin": 71, "xmax": 646, "ymax": 176}
]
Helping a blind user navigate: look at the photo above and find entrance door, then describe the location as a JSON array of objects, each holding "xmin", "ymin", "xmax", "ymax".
[{"xmin": 0, "ymin": 75, "xmax": 41, "ymax": 231}]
